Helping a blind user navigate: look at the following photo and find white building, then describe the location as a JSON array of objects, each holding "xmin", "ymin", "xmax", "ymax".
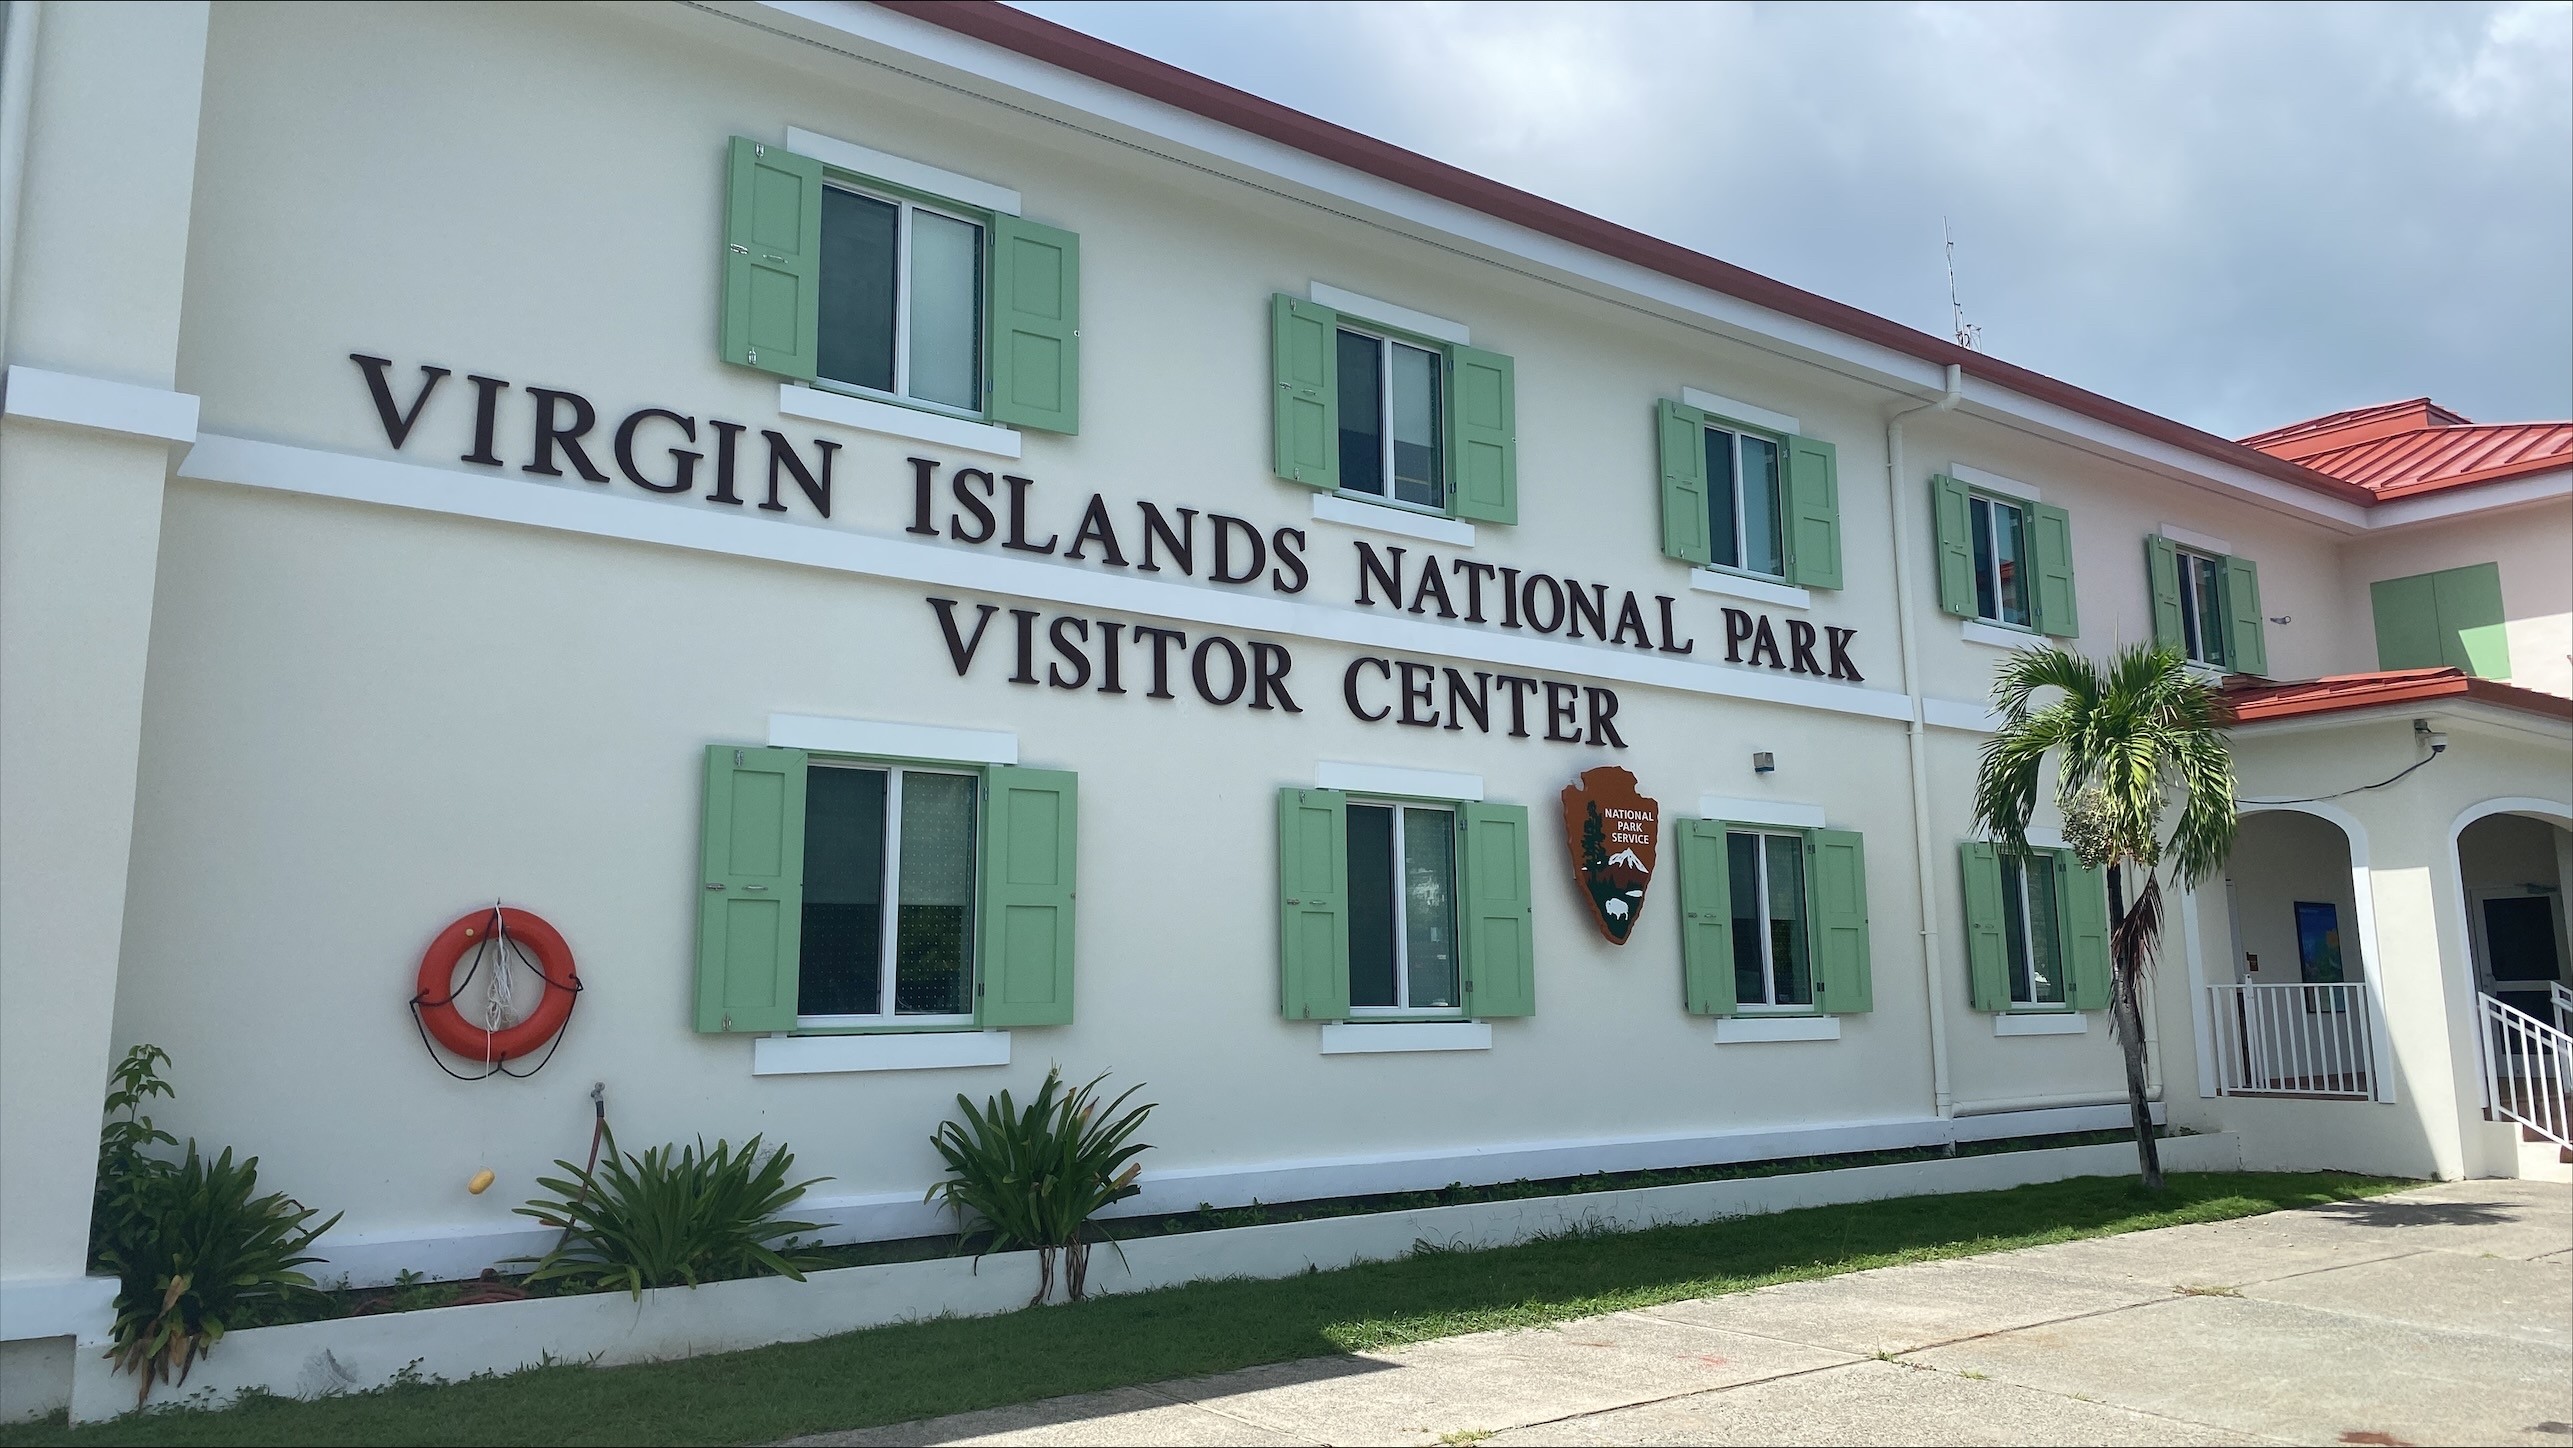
[{"xmin": 2, "ymin": 0, "xmax": 2567, "ymax": 1421}]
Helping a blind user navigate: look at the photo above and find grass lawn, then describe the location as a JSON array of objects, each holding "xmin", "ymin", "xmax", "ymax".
[{"xmin": 2, "ymin": 1170, "xmax": 2410, "ymax": 1447}]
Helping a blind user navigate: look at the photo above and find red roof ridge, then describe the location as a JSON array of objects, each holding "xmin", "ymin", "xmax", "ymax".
[
  {"xmin": 2223, "ymin": 668, "xmax": 2573, "ymax": 726},
  {"xmin": 872, "ymin": 1, "xmax": 2387, "ymax": 509}
]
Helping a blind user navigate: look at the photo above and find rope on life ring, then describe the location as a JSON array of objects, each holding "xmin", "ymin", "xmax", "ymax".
[{"xmin": 410, "ymin": 905, "xmax": 582, "ymax": 1079}]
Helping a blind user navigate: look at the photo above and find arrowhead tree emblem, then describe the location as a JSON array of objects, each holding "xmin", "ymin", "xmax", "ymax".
[{"xmin": 1560, "ymin": 765, "xmax": 1661, "ymax": 945}]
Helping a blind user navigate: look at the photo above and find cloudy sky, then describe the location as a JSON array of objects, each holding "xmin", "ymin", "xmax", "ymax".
[{"xmin": 1016, "ymin": 1, "xmax": 2573, "ymax": 440}]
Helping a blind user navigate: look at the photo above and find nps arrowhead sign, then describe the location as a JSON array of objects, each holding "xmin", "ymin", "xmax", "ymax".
[{"xmin": 1561, "ymin": 766, "xmax": 1660, "ymax": 945}]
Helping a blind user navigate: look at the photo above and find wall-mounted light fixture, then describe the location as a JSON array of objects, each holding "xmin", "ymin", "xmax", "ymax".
[{"xmin": 1752, "ymin": 751, "xmax": 1776, "ymax": 775}]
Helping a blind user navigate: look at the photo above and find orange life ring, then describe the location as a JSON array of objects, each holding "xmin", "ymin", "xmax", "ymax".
[{"xmin": 412, "ymin": 907, "xmax": 580, "ymax": 1062}]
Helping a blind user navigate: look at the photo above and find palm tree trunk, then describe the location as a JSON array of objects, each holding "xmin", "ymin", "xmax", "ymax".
[{"xmin": 2107, "ymin": 863, "xmax": 2166, "ymax": 1191}]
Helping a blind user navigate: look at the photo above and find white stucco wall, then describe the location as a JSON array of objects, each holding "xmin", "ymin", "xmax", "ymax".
[
  {"xmin": 0, "ymin": 0, "xmax": 2559, "ymax": 1327},
  {"xmin": 2340, "ymin": 495, "xmax": 2573, "ymax": 696}
]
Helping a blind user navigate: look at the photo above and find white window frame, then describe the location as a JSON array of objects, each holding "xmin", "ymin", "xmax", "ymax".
[
  {"xmin": 2001, "ymin": 850, "xmax": 2069, "ymax": 1010},
  {"xmin": 794, "ymin": 760, "xmax": 982, "ymax": 1029},
  {"xmin": 1346, "ymin": 798, "xmax": 1465, "ymax": 1017},
  {"xmin": 813, "ymin": 179, "xmax": 987, "ymax": 422},
  {"xmin": 1732, "ymin": 827, "xmax": 1814, "ymax": 1013},
  {"xmin": 1334, "ymin": 325, "xmax": 1448, "ymax": 518},
  {"xmin": 1968, "ymin": 490, "xmax": 2037, "ymax": 631},
  {"xmin": 1703, "ymin": 422, "xmax": 1788, "ymax": 583},
  {"xmin": 2172, "ymin": 545, "xmax": 2229, "ymax": 668}
]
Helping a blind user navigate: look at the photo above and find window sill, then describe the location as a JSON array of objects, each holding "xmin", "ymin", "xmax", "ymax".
[
  {"xmin": 752, "ymin": 1030, "xmax": 1011, "ymax": 1076},
  {"xmin": 1319, "ymin": 1021, "xmax": 1491, "ymax": 1054},
  {"xmin": 1960, "ymin": 619, "xmax": 2045, "ymax": 651},
  {"xmin": 1714, "ymin": 1015, "xmax": 1841, "ymax": 1044},
  {"xmin": 1993, "ymin": 1012, "xmax": 2088, "ymax": 1037},
  {"xmin": 1310, "ymin": 492, "xmax": 1476, "ymax": 548},
  {"xmin": 777, "ymin": 383, "xmax": 1023, "ymax": 460},
  {"xmin": 1689, "ymin": 568, "xmax": 1809, "ymax": 611}
]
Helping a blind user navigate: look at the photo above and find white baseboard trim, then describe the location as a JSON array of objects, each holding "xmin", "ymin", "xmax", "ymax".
[
  {"xmin": 291, "ymin": 1100, "xmax": 2168, "ymax": 1288},
  {"xmin": 77, "ymin": 1131, "xmax": 2240, "ymax": 1423},
  {"xmin": 0, "ymin": 1276, "xmax": 117, "ymax": 1345}
]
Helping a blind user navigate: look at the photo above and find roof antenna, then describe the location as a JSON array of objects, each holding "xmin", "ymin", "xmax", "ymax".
[{"xmin": 1944, "ymin": 217, "xmax": 1982, "ymax": 350}]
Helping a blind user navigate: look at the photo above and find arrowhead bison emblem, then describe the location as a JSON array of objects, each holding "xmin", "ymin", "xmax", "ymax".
[{"xmin": 1561, "ymin": 765, "xmax": 1660, "ymax": 945}]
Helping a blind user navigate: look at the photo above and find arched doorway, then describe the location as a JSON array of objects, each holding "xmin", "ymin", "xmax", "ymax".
[
  {"xmin": 2453, "ymin": 804, "xmax": 2573, "ymax": 1025},
  {"xmin": 2210, "ymin": 807, "xmax": 2381, "ymax": 1098}
]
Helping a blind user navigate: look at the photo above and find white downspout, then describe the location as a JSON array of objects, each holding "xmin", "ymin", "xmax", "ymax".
[{"xmin": 1887, "ymin": 363, "xmax": 1964, "ymax": 1117}]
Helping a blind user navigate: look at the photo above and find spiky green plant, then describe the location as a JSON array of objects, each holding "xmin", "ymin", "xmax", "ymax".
[
  {"xmin": 513, "ymin": 1130, "xmax": 827, "ymax": 1296},
  {"xmin": 97, "ymin": 1142, "xmax": 340, "ymax": 1405},
  {"xmin": 926, "ymin": 1067, "xmax": 1155, "ymax": 1304},
  {"xmin": 1974, "ymin": 642, "xmax": 2238, "ymax": 1190}
]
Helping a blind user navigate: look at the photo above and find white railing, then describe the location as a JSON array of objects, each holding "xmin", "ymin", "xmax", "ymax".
[
  {"xmin": 2552, "ymin": 981, "xmax": 2573, "ymax": 1036},
  {"xmin": 2206, "ymin": 983, "xmax": 2375, "ymax": 1100},
  {"xmin": 2479, "ymin": 992, "xmax": 2572, "ymax": 1149}
]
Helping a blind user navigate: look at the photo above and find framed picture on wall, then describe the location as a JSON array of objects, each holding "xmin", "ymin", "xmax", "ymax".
[{"xmin": 2294, "ymin": 900, "xmax": 2345, "ymax": 1003}]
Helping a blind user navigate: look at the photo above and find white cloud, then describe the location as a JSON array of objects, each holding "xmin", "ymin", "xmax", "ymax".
[{"xmin": 1018, "ymin": 0, "xmax": 2573, "ymax": 435}]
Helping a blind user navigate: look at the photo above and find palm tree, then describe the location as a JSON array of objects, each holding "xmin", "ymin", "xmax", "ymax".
[{"xmin": 1974, "ymin": 643, "xmax": 2237, "ymax": 1190}]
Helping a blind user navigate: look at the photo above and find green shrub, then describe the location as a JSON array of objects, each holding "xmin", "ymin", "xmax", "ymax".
[
  {"xmin": 88, "ymin": 1047, "xmax": 340, "ymax": 1406},
  {"xmin": 90, "ymin": 1045, "xmax": 177, "ymax": 1273},
  {"xmin": 926, "ymin": 1067, "xmax": 1154, "ymax": 1303},
  {"xmin": 513, "ymin": 1130, "xmax": 827, "ymax": 1296}
]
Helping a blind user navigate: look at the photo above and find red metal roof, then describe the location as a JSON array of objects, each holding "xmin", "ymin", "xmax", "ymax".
[
  {"xmin": 2223, "ymin": 668, "xmax": 2573, "ymax": 726},
  {"xmin": 2242, "ymin": 400, "xmax": 2573, "ymax": 499},
  {"xmin": 876, "ymin": 2, "xmax": 2394, "ymax": 508}
]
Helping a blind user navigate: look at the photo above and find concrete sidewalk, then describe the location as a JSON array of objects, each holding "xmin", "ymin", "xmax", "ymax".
[{"xmin": 793, "ymin": 1178, "xmax": 2573, "ymax": 1448}]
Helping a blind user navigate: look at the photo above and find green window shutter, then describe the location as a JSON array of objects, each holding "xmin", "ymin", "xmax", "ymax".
[
  {"xmin": 695, "ymin": 744, "xmax": 807, "ymax": 1032},
  {"xmin": 1459, "ymin": 802, "xmax": 1535, "ymax": 1017},
  {"xmin": 1959, "ymin": 842, "xmax": 2010, "ymax": 1012},
  {"xmin": 2145, "ymin": 535, "xmax": 2184, "ymax": 650},
  {"xmin": 1675, "ymin": 820, "xmax": 1737, "ymax": 1016},
  {"xmin": 1783, "ymin": 434, "xmax": 1843, "ymax": 590},
  {"xmin": 1657, "ymin": 399, "xmax": 1713, "ymax": 567},
  {"xmin": 2221, "ymin": 554, "xmax": 2267, "ymax": 676},
  {"xmin": 1806, "ymin": 828, "xmax": 1872, "ymax": 1014},
  {"xmin": 2370, "ymin": 573, "xmax": 2443, "ymax": 670},
  {"xmin": 1448, "ymin": 345, "xmax": 1517, "ymax": 524},
  {"xmin": 1931, "ymin": 474, "xmax": 1977, "ymax": 617},
  {"xmin": 1277, "ymin": 787, "xmax": 1351, "ymax": 1021},
  {"xmin": 720, "ymin": 137, "xmax": 821, "ymax": 382},
  {"xmin": 2056, "ymin": 851, "xmax": 2111, "ymax": 1011},
  {"xmin": 2431, "ymin": 563, "xmax": 2511, "ymax": 678},
  {"xmin": 976, "ymin": 767, "xmax": 1077, "ymax": 1027},
  {"xmin": 2027, "ymin": 502, "xmax": 2080, "ymax": 638},
  {"xmin": 1271, "ymin": 294, "xmax": 1338, "ymax": 488},
  {"xmin": 985, "ymin": 216, "xmax": 1081, "ymax": 435}
]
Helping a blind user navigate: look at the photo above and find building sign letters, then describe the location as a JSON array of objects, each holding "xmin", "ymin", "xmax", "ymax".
[{"xmin": 346, "ymin": 352, "xmax": 1872, "ymax": 750}]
